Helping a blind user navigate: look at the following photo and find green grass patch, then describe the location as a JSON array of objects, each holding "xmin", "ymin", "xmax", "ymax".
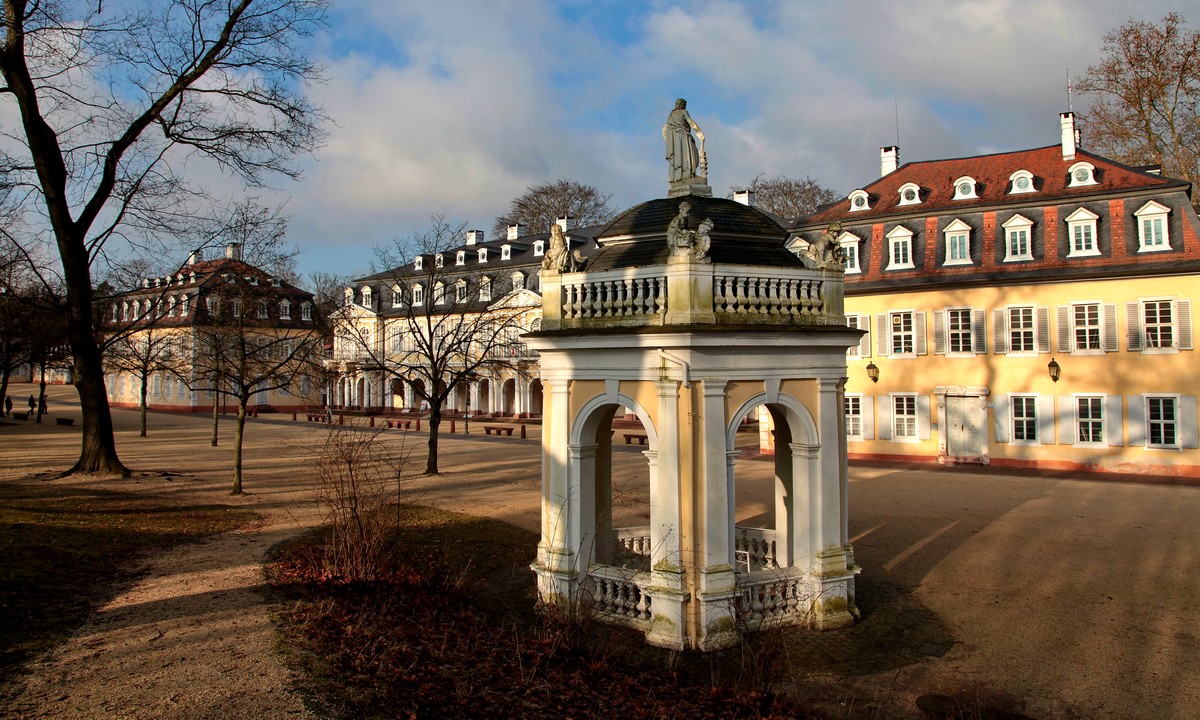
[
  {"xmin": 268, "ymin": 505, "xmax": 808, "ymax": 720},
  {"xmin": 0, "ymin": 481, "xmax": 255, "ymax": 680}
]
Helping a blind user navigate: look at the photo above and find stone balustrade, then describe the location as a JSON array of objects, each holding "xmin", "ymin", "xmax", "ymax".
[
  {"xmin": 713, "ymin": 272, "xmax": 825, "ymax": 319},
  {"xmin": 587, "ymin": 565, "xmax": 653, "ymax": 628},
  {"xmin": 735, "ymin": 568, "xmax": 811, "ymax": 631},
  {"xmin": 560, "ymin": 274, "xmax": 666, "ymax": 320},
  {"xmin": 734, "ymin": 526, "xmax": 779, "ymax": 571}
]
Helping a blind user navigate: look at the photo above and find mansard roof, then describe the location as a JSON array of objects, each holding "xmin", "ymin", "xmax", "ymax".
[{"xmin": 798, "ymin": 146, "xmax": 1188, "ymax": 227}]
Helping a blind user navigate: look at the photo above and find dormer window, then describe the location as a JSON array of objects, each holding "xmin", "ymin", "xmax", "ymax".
[
  {"xmin": 480, "ymin": 276, "xmax": 492, "ymax": 301},
  {"xmin": 434, "ymin": 282, "xmax": 445, "ymax": 304},
  {"xmin": 848, "ymin": 190, "xmax": 871, "ymax": 212},
  {"xmin": 344, "ymin": 288, "xmax": 354, "ymax": 305},
  {"xmin": 456, "ymin": 250, "xmax": 466, "ymax": 266},
  {"xmin": 897, "ymin": 183, "xmax": 922, "ymax": 206},
  {"xmin": 1009, "ymin": 170, "xmax": 1035, "ymax": 194},
  {"xmin": 943, "ymin": 218, "xmax": 973, "ymax": 266},
  {"xmin": 511, "ymin": 271, "xmax": 525, "ymax": 291},
  {"xmin": 1002, "ymin": 214, "xmax": 1034, "ymax": 261},
  {"xmin": 478, "ymin": 248, "xmax": 488, "ymax": 263},
  {"xmin": 413, "ymin": 284, "xmax": 424, "ymax": 305},
  {"xmin": 180, "ymin": 294, "xmax": 190, "ymax": 315},
  {"xmin": 952, "ymin": 177, "xmax": 978, "ymax": 200},
  {"xmin": 838, "ymin": 231, "xmax": 862, "ymax": 273},
  {"xmin": 534, "ymin": 240, "xmax": 545, "ymax": 256},
  {"xmin": 256, "ymin": 301, "xmax": 269, "ymax": 319},
  {"xmin": 435, "ymin": 254, "xmax": 444, "ymax": 268},
  {"xmin": 501, "ymin": 244, "xmax": 512, "ymax": 261},
  {"xmin": 455, "ymin": 279, "xmax": 467, "ymax": 302},
  {"xmin": 279, "ymin": 300, "xmax": 291, "ymax": 319},
  {"xmin": 361, "ymin": 286, "xmax": 372, "ymax": 307},
  {"xmin": 1135, "ymin": 200, "xmax": 1171, "ymax": 252},
  {"xmin": 414, "ymin": 256, "xmax": 423, "ymax": 271},
  {"xmin": 391, "ymin": 285, "xmax": 403, "ymax": 307},
  {"xmin": 1067, "ymin": 161, "xmax": 1097, "ymax": 187},
  {"xmin": 885, "ymin": 225, "xmax": 915, "ymax": 270},
  {"xmin": 121, "ymin": 301, "xmax": 130, "ymax": 321},
  {"xmin": 301, "ymin": 302, "xmax": 312, "ymax": 321},
  {"xmin": 1065, "ymin": 207, "xmax": 1100, "ymax": 257},
  {"xmin": 111, "ymin": 305, "xmax": 119, "ymax": 322}
]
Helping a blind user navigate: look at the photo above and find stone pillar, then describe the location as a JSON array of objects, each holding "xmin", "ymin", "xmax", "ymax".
[
  {"xmin": 534, "ymin": 379, "xmax": 581, "ymax": 607},
  {"xmin": 696, "ymin": 381, "xmax": 738, "ymax": 650},
  {"xmin": 403, "ymin": 381, "xmax": 414, "ymax": 411},
  {"xmin": 810, "ymin": 376, "xmax": 857, "ymax": 630},
  {"xmin": 644, "ymin": 380, "xmax": 688, "ymax": 650}
]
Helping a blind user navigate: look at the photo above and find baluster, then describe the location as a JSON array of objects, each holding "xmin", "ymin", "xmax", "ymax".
[
  {"xmin": 653, "ymin": 277, "xmax": 666, "ymax": 313},
  {"xmin": 617, "ymin": 280, "xmax": 630, "ymax": 316},
  {"xmin": 783, "ymin": 279, "xmax": 799, "ymax": 317},
  {"xmin": 814, "ymin": 279, "xmax": 825, "ymax": 317},
  {"xmin": 731, "ymin": 277, "xmax": 745, "ymax": 314},
  {"xmin": 636, "ymin": 588, "xmax": 650, "ymax": 619}
]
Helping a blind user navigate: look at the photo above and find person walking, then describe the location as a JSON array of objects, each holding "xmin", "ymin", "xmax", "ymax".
[
  {"xmin": 38, "ymin": 395, "xmax": 47, "ymax": 415},
  {"xmin": 3, "ymin": 396, "xmax": 11, "ymax": 416},
  {"xmin": 27, "ymin": 395, "xmax": 35, "ymax": 413}
]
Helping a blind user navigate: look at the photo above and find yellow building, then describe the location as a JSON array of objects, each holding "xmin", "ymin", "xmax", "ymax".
[{"xmin": 789, "ymin": 113, "xmax": 1199, "ymax": 477}]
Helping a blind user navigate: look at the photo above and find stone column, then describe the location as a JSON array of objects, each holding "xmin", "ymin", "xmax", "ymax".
[
  {"xmin": 645, "ymin": 380, "xmax": 688, "ymax": 650},
  {"xmin": 533, "ymin": 379, "xmax": 581, "ymax": 606},
  {"xmin": 695, "ymin": 381, "xmax": 738, "ymax": 650},
  {"xmin": 810, "ymin": 376, "xmax": 857, "ymax": 630}
]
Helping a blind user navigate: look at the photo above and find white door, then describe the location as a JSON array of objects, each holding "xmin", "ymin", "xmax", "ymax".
[{"xmin": 945, "ymin": 395, "xmax": 984, "ymax": 462}]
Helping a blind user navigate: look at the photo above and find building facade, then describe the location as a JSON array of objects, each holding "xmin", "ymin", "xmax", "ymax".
[{"xmin": 789, "ymin": 113, "xmax": 1200, "ymax": 477}]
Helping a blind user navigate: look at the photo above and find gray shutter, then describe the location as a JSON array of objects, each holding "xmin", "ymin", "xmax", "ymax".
[
  {"xmin": 1183, "ymin": 397, "xmax": 1199, "ymax": 449},
  {"xmin": 861, "ymin": 396, "xmax": 875, "ymax": 440},
  {"xmin": 1127, "ymin": 395, "xmax": 1146, "ymax": 446},
  {"xmin": 933, "ymin": 310, "xmax": 946, "ymax": 355},
  {"xmin": 993, "ymin": 308, "xmax": 1008, "ymax": 354},
  {"xmin": 1057, "ymin": 305, "xmax": 1071, "ymax": 352},
  {"xmin": 1058, "ymin": 396, "xmax": 1076, "ymax": 446},
  {"xmin": 917, "ymin": 394, "xmax": 932, "ymax": 440},
  {"xmin": 1177, "ymin": 300, "xmax": 1192, "ymax": 350},
  {"xmin": 876, "ymin": 314, "xmax": 889, "ymax": 357},
  {"xmin": 1037, "ymin": 395, "xmax": 1056, "ymax": 444},
  {"xmin": 1126, "ymin": 302, "xmax": 1143, "ymax": 351},
  {"xmin": 914, "ymin": 311, "xmax": 928, "ymax": 355},
  {"xmin": 1105, "ymin": 395, "xmax": 1123, "ymax": 446},
  {"xmin": 1036, "ymin": 306, "xmax": 1051, "ymax": 353},
  {"xmin": 994, "ymin": 395, "xmax": 1010, "ymax": 442},
  {"xmin": 1103, "ymin": 303, "xmax": 1119, "ymax": 352},
  {"xmin": 858, "ymin": 314, "xmax": 872, "ymax": 358},
  {"xmin": 973, "ymin": 309, "xmax": 988, "ymax": 354},
  {"xmin": 878, "ymin": 396, "xmax": 893, "ymax": 440}
]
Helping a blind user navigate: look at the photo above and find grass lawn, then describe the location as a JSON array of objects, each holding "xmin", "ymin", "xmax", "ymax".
[
  {"xmin": 267, "ymin": 505, "xmax": 810, "ymax": 720},
  {"xmin": 0, "ymin": 480, "xmax": 256, "ymax": 681}
]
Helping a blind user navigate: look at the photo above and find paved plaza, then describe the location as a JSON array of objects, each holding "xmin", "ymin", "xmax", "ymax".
[{"xmin": 1, "ymin": 382, "xmax": 1197, "ymax": 719}]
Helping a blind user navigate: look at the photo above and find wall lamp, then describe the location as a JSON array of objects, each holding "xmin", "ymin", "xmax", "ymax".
[
  {"xmin": 865, "ymin": 361, "xmax": 880, "ymax": 384},
  {"xmin": 1047, "ymin": 358, "xmax": 1061, "ymax": 383}
]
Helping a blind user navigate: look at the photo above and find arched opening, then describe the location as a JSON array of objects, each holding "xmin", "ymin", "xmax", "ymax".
[
  {"xmin": 476, "ymin": 378, "xmax": 491, "ymax": 415},
  {"xmin": 354, "ymin": 377, "xmax": 367, "ymax": 409},
  {"xmin": 529, "ymin": 378, "xmax": 544, "ymax": 416},
  {"xmin": 502, "ymin": 378, "xmax": 516, "ymax": 416},
  {"xmin": 411, "ymin": 379, "xmax": 428, "ymax": 412},
  {"xmin": 389, "ymin": 379, "xmax": 404, "ymax": 410},
  {"xmin": 451, "ymin": 380, "xmax": 469, "ymax": 414}
]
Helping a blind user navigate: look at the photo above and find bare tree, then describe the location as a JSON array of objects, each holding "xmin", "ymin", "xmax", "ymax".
[
  {"xmin": 192, "ymin": 276, "xmax": 324, "ymax": 495},
  {"xmin": 104, "ymin": 327, "xmax": 187, "ymax": 437},
  {"xmin": 492, "ymin": 179, "xmax": 615, "ymax": 238},
  {"xmin": 732, "ymin": 175, "xmax": 839, "ymax": 220},
  {"xmin": 338, "ymin": 216, "xmax": 530, "ymax": 475},
  {"xmin": 1077, "ymin": 13, "xmax": 1200, "ymax": 185},
  {"xmin": 0, "ymin": 0, "xmax": 327, "ymax": 475}
]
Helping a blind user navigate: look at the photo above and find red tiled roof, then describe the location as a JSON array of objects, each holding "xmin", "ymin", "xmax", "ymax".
[{"xmin": 799, "ymin": 145, "xmax": 1187, "ymax": 226}]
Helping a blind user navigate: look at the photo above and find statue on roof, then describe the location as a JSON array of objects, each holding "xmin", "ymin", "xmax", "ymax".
[
  {"xmin": 666, "ymin": 200, "xmax": 713, "ymax": 262},
  {"xmin": 804, "ymin": 221, "xmax": 846, "ymax": 271},
  {"xmin": 542, "ymin": 224, "xmax": 570, "ymax": 273},
  {"xmin": 663, "ymin": 98, "xmax": 706, "ymax": 182}
]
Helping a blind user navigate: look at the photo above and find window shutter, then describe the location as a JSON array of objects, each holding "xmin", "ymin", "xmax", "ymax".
[
  {"xmin": 877, "ymin": 396, "xmax": 893, "ymax": 440},
  {"xmin": 933, "ymin": 310, "xmax": 946, "ymax": 355},
  {"xmin": 1127, "ymin": 395, "xmax": 1146, "ymax": 447},
  {"xmin": 1036, "ymin": 306, "xmax": 1051, "ymax": 353},
  {"xmin": 973, "ymin": 309, "xmax": 987, "ymax": 354},
  {"xmin": 858, "ymin": 314, "xmax": 872, "ymax": 358},
  {"xmin": 1183, "ymin": 397, "xmax": 1199, "ymax": 449},
  {"xmin": 876, "ymin": 314, "xmax": 889, "ymax": 357},
  {"xmin": 1177, "ymin": 300, "xmax": 1192, "ymax": 350},
  {"xmin": 1058, "ymin": 396, "xmax": 1076, "ymax": 445},
  {"xmin": 917, "ymin": 395, "xmax": 932, "ymax": 440},
  {"xmin": 1103, "ymin": 303, "xmax": 1119, "ymax": 352},
  {"xmin": 1056, "ymin": 306, "xmax": 1071, "ymax": 352},
  {"xmin": 914, "ymin": 311, "xmax": 928, "ymax": 355},
  {"xmin": 1037, "ymin": 395, "xmax": 1056, "ymax": 444},
  {"xmin": 1103, "ymin": 395, "xmax": 1122, "ymax": 446},
  {"xmin": 993, "ymin": 309, "xmax": 1008, "ymax": 354},
  {"xmin": 861, "ymin": 396, "xmax": 875, "ymax": 440},
  {"xmin": 1126, "ymin": 302, "xmax": 1143, "ymax": 351},
  {"xmin": 994, "ymin": 395, "xmax": 1010, "ymax": 442}
]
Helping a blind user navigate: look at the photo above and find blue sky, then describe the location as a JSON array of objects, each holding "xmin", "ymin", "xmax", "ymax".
[{"xmin": 269, "ymin": 0, "xmax": 1200, "ymax": 281}]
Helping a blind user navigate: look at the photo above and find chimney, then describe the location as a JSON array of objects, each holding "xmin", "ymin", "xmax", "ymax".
[
  {"xmin": 225, "ymin": 242, "xmax": 243, "ymax": 261},
  {"xmin": 1060, "ymin": 112, "xmax": 1077, "ymax": 160},
  {"xmin": 733, "ymin": 190, "xmax": 756, "ymax": 207},
  {"xmin": 466, "ymin": 229, "xmax": 484, "ymax": 245},
  {"xmin": 187, "ymin": 249, "xmax": 203, "ymax": 265},
  {"xmin": 556, "ymin": 215, "xmax": 575, "ymax": 232},
  {"xmin": 881, "ymin": 146, "xmax": 900, "ymax": 176},
  {"xmin": 507, "ymin": 223, "xmax": 526, "ymax": 240}
]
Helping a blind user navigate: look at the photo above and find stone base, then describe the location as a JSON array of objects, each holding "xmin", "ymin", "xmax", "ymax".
[{"xmin": 668, "ymin": 179, "xmax": 713, "ymax": 198}]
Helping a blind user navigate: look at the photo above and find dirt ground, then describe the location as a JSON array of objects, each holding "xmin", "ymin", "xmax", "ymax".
[{"xmin": 1, "ymin": 382, "xmax": 1198, "ymax": 719}]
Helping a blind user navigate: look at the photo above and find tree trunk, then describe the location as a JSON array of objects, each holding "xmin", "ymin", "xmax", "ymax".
[
  {"xmin": 231, "ymin": 397, "xmax": 246, "ymax": 494},
  {"xmin": 425, "ymin": 405, "xmax": 441, "ymax": 475},
  {"xmin": 1, "ymin": 369, "xmax": 11, "ymax": 416},
  {"xmin": 35, "ymin": 365, "xmax": 45, "ymax": 424},
  {"xmin": 139, "ymin": 373, "xmax": 149, "ymax": 437},
  {"xmin": 211, "ymin": 390, "xmax": 219, "ymax": 446}
]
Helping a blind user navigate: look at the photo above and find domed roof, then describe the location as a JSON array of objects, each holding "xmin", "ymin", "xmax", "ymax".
[{"xmin": 585, "ymin": 194, "xmax": 804, "ymax": 272}]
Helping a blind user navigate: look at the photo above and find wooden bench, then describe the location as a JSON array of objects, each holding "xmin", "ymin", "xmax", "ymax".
[
  {"xmin": 387, "ymin": 418, "xmax": 412, "ymax": 430},
  {"xmin": 624, "ymin": 433, "xmax": 647, "ymax": 445},
  {"xmin": 484, "ymin": 425, "xmax": 514, "ymax": 436},
  {"xmin": 55, "ymin": 417, "xmax": 74, "ymax": 427}
]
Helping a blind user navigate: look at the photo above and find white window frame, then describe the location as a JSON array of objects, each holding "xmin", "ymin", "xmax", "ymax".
[
  {"xmin": 945, "ymin": 307, "xmax": 977, "ymax": 356},
  {"xmin": 434, "ymin": 282, "xmax": 446, "ymax": 305},
  {"xmin": 511, "ymin": 271, "xmax": 525, "ymax": 291},
  {"xmin": 480, "ymin": 276, "xmax": 492, "ymax": 302},
  {"xmin": 952, "ymin": 176, "xmax": 977, "ymax": 200},
  {"xmin": 1067, "ymin": 161, "xmax": 1098, "ymax": 187},
  {"xmin": 1007, "ymin": 305, "xmax": 1037, "ymax": 355},
  {"xmin": 501, "ymin": 244, "xmax": 512, "ymax": 261},
  {"xmin": 845, "ymin": 394, "xmax": 864, "ymax": 441},
  {"xmin": 455, "ymin": 279, "xmax": 467, "ymax": 303},
  {"xmin": 361, "ymin": 286, "xmax": 372, "ymax": 307},
  {"xmin": 412, "ymin": 284, "xmax": 424, "ymax": 306},
  {"xmin": 1143, "ymin": 298, "xmax": 1177, "ymax": 351},
  {"xmin": 1145, "ymin": 394, "xmax": 1181, "ymax": 449},
  {"xmin": 478, "ymin": 248, "xmax": 488, "ymax": 263},
  {"xmin": 1002, "ymin": 214, "xmax": 1033, "ymax": 262},
  {"xmin": 1065, "ymin": 207, "xmax": 1100, "ymax": 258},
  {"xmin": 1009, "ymin": 169, "xmax": 1035, "ymax": 194},
  {"xmin": 891, "ymin": 394, "xmax": 919, "ymax": 441},
  {"xmin": 456, "ymin": 250, "xmax": 466, "ymax": 266},
  {"xmin": 534, "ymin": 240, "xmax": 545, "ymax": 257},
  {"xmin": 846, "ymin": 313, "xmax": 871, "ymax": 358},
  {"xmin": 943, "ymin": 218, "xmax": 972, "ymax": 266},
  {"xmin": 890, "ymin": 310, "xmax": 917, "ymax": 356},
  {"xmin": 1127, "ymin": 298, "xmax": 1192, "ymax": 353},
  {"xmin": 1009, "ymin": 394, "xmax": 1041, "ymax": 446},
  {"xmin": 885, "ymin": 225, "xmax": 915, "ymax": 270},
  {"xmin": 1134, "ymin": 200, "xmax": 1171, "ymax": 252},
  {"xmin": 848, "ymin": 189, "xmax": 871, "ymax": 212},
  {"xmin": 897, "ymin": 182, "xmax": 921, "ymax": 206},
  {"xmin": 301, "ymin": 302, "xmax": 312, "ymax": 321},
  {"xmin": 414, "ymin": 256, "xmax": 423, "ymax": 271},
  {"xmin": 435, "ymin": 254, "xmax": 444, "ymax": 268},
  {"xmin": 838, "ymin": 231, "xmax": 862, "ymax": 273},
  {"xmin": 391, "ymin": 285, "xmax": 402, "ymax": 308},
  {"xmin": 1066, "ymin": 301, "xmax": 1106, "ymax": 354},
  {"xmin": 1073, "ymin": 395, "xmax": 1106, "ymax": 447},
  {"xmin": 279, "ymin": 299, "xmax": 291, "ymax": 320}
]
